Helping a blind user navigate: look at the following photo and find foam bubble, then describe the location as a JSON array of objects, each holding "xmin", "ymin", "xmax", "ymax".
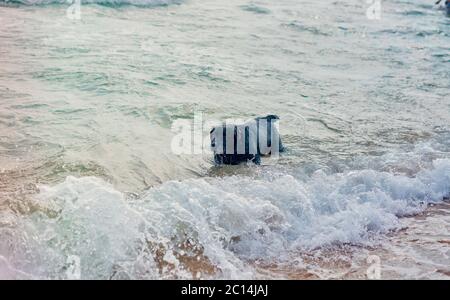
[{"xmin": 2, "ymin": 156, "xmax": 448, "ymax": 279}]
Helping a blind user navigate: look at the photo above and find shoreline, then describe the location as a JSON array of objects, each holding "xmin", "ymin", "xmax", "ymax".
[
  {"xmin": 0, "ymin": 166, "xmax": 449, "ymax": 279},
  {"xmin": 250, "ymin": 200, "xmax": 450, "ymax": 280}
]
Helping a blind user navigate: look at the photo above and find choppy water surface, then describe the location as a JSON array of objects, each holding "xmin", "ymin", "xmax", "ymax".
[{"xmin": 0, "ymin": 0, "xmax": 449, "ymax": 279}]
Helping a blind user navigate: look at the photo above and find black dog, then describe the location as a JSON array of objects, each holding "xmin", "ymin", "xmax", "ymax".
[{"xmin": 210, "ymin": 115, "xmax": 284, "ymax": 165}]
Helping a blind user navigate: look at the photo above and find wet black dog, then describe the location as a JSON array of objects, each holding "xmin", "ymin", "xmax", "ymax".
[{"xmin": 210, "ymin": 115, "xmax": 284, "ymax": 165}]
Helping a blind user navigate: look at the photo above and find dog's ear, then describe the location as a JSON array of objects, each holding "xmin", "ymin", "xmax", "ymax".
[
  {"xmin": 256, "ymin": 115, "xmax": 279, "ymax": 121},
  {"xmin": 265, "ymin": 114, "xmax": 279, "ymax": 120}
]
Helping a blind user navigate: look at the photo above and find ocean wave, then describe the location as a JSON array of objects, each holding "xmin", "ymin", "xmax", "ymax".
[
  {"xmin": 2, "ymin": 153, "xmax": 449, "ymax": 279},
  {"xmin": 0, "ymin": 0, "xmax": 180, "ymax": 6}
]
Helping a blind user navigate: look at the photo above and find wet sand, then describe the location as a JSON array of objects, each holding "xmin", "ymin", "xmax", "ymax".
[{"xmin": 251, "ymin": 200, "xmax": 450, "ymax": 279}]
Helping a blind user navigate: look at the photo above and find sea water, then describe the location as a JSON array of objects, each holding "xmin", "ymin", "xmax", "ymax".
[{"xmin": 0, "ymin": 0, "xmax": 449, "ymax": 279}]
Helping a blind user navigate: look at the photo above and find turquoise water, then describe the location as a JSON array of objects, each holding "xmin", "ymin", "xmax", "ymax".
[{"xmin": 0, "ymin": 0, "xmax": 449, "ymax": 279}]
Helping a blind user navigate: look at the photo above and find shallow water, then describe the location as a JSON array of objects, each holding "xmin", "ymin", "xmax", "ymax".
[{"xmin": 0, "ymin": 0, "xmax": 449, "ymax": 279}]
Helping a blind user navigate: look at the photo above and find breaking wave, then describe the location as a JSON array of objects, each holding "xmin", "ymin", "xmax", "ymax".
[{"xmin": 1, "ymin": 142, "xmax": 449, "ymax": 279}]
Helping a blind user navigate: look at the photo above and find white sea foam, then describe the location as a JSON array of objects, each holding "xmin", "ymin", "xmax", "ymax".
[{"xmin": 2, "ymin": 151, "xmax": 449, "ymax": 279}]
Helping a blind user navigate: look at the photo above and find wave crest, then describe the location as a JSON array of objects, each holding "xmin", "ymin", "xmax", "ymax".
[
  {"xmin": 1, "ymin": 0, "xmax": 180, "ymax": 6},
  {"xmin": 2, "ymin": 157, "xmax": 449, "ymax": 279}
]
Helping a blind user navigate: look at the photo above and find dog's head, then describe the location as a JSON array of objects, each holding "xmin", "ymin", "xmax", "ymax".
[{"xmin": 209, "ymin": 115, "xmax": 283, "ymax": 156}]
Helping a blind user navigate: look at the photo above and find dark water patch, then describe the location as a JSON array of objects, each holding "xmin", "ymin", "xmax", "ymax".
[
  {"xmin": 240, "ymin": 4, "xmax": 271, "ymax": 15},
  {"xmin": 154, "ymin": 74, "xmax": 186, "ymax": 86},
  {"xmin": 331, "ymin": 1, "xmax": 359, "ymax": 9},
  {"xmin": 401, "ymin": 10, "xmax": 427, "ymax": 16},
  {"xmin": 417, "ymin": 4, "xmax": 434, "ymax": 10},
  {"xmin": 11, "ymin": 103, "xmax": 50, "ymax": 110},
  {"xmin": 117, "ymin": 105, "xmax": 152, "ymax": 120},
  {"xmin": 143, "ymin": 79, "xmax": 160, "ymax": 87},
  {"xmin": 52, "ymin": 108, "xmax": 95, "ymax": 115},
  {"xmin": 21, "ymin": 116, "xmax": 41, "ymax": 125},
  {"xmin": 284, "ymin": 22, "xmax": 331, "ymax": 36},
  {"xmin": 376, "ymin": 27, "xmax": 447, "ymax": 38},
  {"xmin": 416, "ymin": 30, "xmax": 447, "ymax": 37},
  {"xmin": 49, "ymin": 47, "xmax": 92, "ymax": 57},
  {"xmin": 32, "ymin": 69, "xmax": 139, "ymax": 94},
  {"xmin": 191, "ymin": 67, "xmax": 231, "ymax": 84}
]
